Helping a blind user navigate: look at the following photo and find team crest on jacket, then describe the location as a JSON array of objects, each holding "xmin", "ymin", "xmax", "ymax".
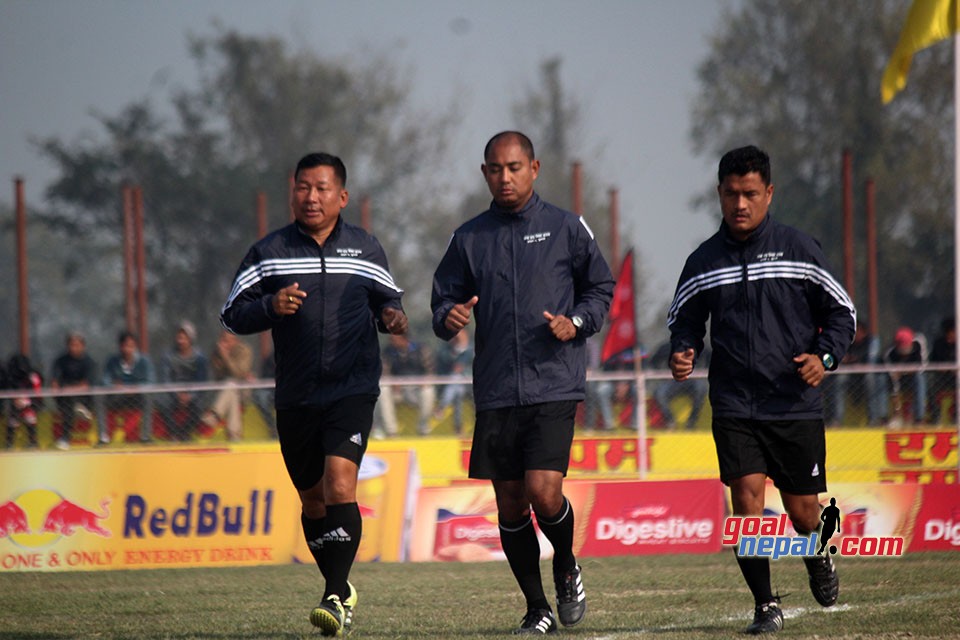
[
  {"xmin": 755, "ymin": 251, "xmax": 784, "ymax": 262},
  {"xmin": 523, "ymin": 231, "xmax": 551, "ymax": 244}
]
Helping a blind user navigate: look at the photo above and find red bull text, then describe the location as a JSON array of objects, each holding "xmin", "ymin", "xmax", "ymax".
[{"xmin": 124, "ymin": 491, "xmax": 274, "ymax": 537}]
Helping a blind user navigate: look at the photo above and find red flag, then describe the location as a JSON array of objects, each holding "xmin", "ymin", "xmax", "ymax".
[{"xmin": 601, "ymin": 250, "xmax": 636, "ymax": 362}]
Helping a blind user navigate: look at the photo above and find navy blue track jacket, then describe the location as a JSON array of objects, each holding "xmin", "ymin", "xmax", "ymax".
[
  {"xmin": 220, "ymin": 218, "xmax": 403, "ymax": 409},
  {"xmin": 667, "ymin": 215, "xmax": 856, "ymax": 420},
  {"xmin": 431, "ymin": 193, "xmax": 615, "ymax": 411}
]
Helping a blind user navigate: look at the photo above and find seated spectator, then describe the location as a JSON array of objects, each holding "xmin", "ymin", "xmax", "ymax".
[
  {"xmin": 824, "ymin": 321, "xmax": 883, "ymax": 426},
  {"xmin": 159, "ymin": 321, "xmax": 209, "ymax": 441},
  {"xmin": 101, "ymin": 331, "xmax": 154, "ymax": 444},
  {"xmin": 202, "ymin": 330, "xmax": 253, "ymax": 441},
  {"xmin": 928, "ymin": 315, "xmax": 956, "ymax": 424},
  {"xmin": 651, "ymin": 341, "xmax": 708, "ymax": 430},
  {"xmin": 50, "ymin": 331, "xmax": 97, "ymax": 450},
  {"xmin": 381, "ymin": 332, "xmax": 435, "ymax": 435},
  {"xmin": 432, "ymin": 328, "xmax": 473, "ymax": 434},
  {"xmin": 884, "ymin": 326, "xmax": 927, "ymax": 425},
  {"xmin": 602, "ymin": 346, "xmax": 638, "ymax": 428},
  {"xmin": 583, "ymin": 337, "xmax": 615, "ymax": 431},
  {"xmin": 251, "ymin": 349, "xmax": 277, "ymax": 439},
  {"xmin": 3, "ymin": 354, "xmax": 43, "ymax": 449}
]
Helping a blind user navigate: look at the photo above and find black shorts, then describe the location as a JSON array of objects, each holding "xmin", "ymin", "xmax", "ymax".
[
  {"xmin": 712, "ymin": 416, "xmax": 826, "ymax": 495},
  {"xmin": 276, "ymin": 395, "xmax": 376, "ymax": 491},
  {"xmin": 469, "ymin": 401, "xmax": 577, "ymax": 480}
]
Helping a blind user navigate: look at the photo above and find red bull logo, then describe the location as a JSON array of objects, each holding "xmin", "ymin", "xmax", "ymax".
[
  {"xmin": 0, "ymin": 501, "xmax": 30, "ymax": 537},
  {"xmin": 0, "ymin": 490, "xmax": 113, "ymax": 570},
  {"xmin": 42, "ymin": 499, "xmax": 111, "ymax": 537},
  {"xmin": 122, "ymin": 491, "xmax": 273, "ymax": 537},
  {"xmin": 0, "ymin": 490, "xmax": 111, "ymax": 546}
]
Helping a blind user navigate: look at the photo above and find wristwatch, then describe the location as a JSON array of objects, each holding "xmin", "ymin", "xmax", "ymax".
[
  {"xmin": 571, "ymin": 315, "xmax": 584, "ymax": 333},
  {"xmin": 820, "ymin": 352, "xmax": 837, "ymax": 371}
]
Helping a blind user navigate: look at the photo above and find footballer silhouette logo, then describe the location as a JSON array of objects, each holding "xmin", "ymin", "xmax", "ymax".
[{"xmin": 818, "ymin": 497, "xmax": 841, "ymax": 555}]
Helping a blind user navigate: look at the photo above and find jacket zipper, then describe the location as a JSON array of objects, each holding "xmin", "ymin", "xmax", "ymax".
[
  {"xmin": 511, "ymin": 219, "xmax": 522, "ymax": 405},
  {"xmin": 318, "ymin": 242, "xmax": 326, "ymax": 380},
  {"xmin": 739, "ymin": 246, "xmax": 756, "ymax": 419}
]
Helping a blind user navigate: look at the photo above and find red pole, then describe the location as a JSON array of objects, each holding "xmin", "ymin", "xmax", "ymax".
[
  {"xmin": 842, "ymin": 149, "xmax": 855, "ymax": 303},
  {"xmin": 288, "ymin": 172, "xmax": 296, "ymax": 222},
  {"xmin": 865, "ymin": 179, "xmax": 879, "ymax": 337},
  {"xmin": 360, "ymin": 195, "xmax": 372, "ymax": 232},
  {"xmin": 133, "ymin": 186, "xmax": 148, "ymax": 353},
  {"xmin": 608, "ymin": 187, "xmax": 620, "ymax": 271},
  {"xmin": 571, "ymin": 162, "xmax": 583, "ymax": 216},
  {"xmin": 122, "ymin": 185, "xmax": 136, "ymax": 336},
  {"xmin": 256, "ymin": 191, "xmax": 268, "ymax": 238},
  {"xmin": 256, "ymin": 190, "xmax": 271, "ymax": 362},
  {"xmin": 14, "ymin": 178, "xmax": 29, "ymax": 356}
]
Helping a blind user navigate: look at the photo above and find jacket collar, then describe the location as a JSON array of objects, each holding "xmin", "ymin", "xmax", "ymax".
[
  {"xmin": 294, "ymin": 215, "xmax": 344, "ymax": 245},
  {"xmin": 489, "ymin": 192, "xmax": 542, "ymax": 218},
  {"xmin": 721, "ymin": 212, "xmax": 773, "ymax": 246}
]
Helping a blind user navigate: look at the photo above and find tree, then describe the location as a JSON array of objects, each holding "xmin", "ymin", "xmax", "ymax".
[
  {"xmin": 33, "ymin": 28, "xmax": 457, "ymax": 355},
  {"xmin": 691, "ymin": 0, "xmax": 953, "ymax": 339},
  {"xmin": 512, "ymin": 58, "xmax": 660, "ymax": 345}
]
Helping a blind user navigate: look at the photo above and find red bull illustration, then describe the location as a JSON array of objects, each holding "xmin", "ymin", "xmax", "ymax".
[
  {"xmin": 0, "ymin": 489, "xmax": 112, "ymax": 547},
  {"xmin": 42, "ymin": 498, "xmax": 111, "ymax": 537},
  {"xmin": 0, "ymin": 501, "xmax": 30, "ymax": 537}
]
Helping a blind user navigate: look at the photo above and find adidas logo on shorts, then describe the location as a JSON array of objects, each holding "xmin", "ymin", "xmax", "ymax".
[{"xmin": 350, "ymin": 432, "xmax": 363, "ymax": 446}]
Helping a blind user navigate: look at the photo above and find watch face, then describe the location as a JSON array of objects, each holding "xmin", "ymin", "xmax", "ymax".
[
  {"xmin": 572, "ymin": 316, "xmax": 584, "ymax": 328},
  {"xmin": 822, "ymin": 354, "xmax": 835, "ymax": 370}
]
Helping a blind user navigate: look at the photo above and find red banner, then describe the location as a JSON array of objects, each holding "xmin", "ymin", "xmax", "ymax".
[
  {"xmin": 909, "ymin": 483, "xmax": 960, "ymax": 551},
  {"xmin": 410, "ymin": 479, "xmax": 725, "ymax": 561},
  {"xmin": 601, "ymin": 249, "xmax": 636, "ymax": 363},
  {"xmin": 578, "ymin": 479, "xmax": 724, "ymax": 556}
]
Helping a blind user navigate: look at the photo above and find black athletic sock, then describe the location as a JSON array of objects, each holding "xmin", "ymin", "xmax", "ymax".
[
  {"xmin": 321, "ymin": 503, "xmax": 362, "ymax": 600},
  {"xmin": 500, "ymin": 513, "xmax": 549, "ymax": 611},
  {"xmin": 734, "ymin": 550, "xmax": 774, "ymax": 605},
  {"xmin": 301, "ymin": 512, "xmax": 327, "ymax": 579},
  {"xmin": 535, "ymin": 496, "xmax": 576, "ymax": 579}
]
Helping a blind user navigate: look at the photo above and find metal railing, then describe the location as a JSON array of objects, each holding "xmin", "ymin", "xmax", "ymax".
[{"xmin": 1, "ymin": 364, "xmax": 956, "ymax": 454}]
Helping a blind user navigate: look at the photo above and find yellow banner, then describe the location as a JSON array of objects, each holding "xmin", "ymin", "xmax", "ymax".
[
  {"xmin": 0, "ymin": 448, "xmax": 415, "ymax": 572},
  {"xmin": 372, "ymin": 428, "xmax": 958, "ymax": 485}
]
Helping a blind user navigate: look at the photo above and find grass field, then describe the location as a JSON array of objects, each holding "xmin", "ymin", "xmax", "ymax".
[{"xmin": 2, "ymin": 552, "xmax": 958, "ymax": 639}]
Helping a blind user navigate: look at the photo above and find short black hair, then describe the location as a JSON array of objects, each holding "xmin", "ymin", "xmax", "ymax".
[
  {"xmin": 718, "ymin": 145, "xmax": 771, "ymax": 186},
  {"xmin": 118, "ymin": 330, "xmax": 138, "ymax": 346},
  {"xmin": 295, "ymin": 152, "xmax": 347, "ymax": 186},
  {"xmin": 484, "ymin": 131, "xmax": 535, "ymax": 162}
]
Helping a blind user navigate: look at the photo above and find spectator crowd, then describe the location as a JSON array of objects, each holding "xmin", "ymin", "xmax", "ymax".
[{"xmin": 1, "ymin": 315, "xmax": 956, "ymax": 450}]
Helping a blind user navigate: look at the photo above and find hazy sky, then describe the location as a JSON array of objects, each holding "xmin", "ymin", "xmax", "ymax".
[{"xmin": 0, "ymin": 0, "xmax": 727, "ymax": 299}]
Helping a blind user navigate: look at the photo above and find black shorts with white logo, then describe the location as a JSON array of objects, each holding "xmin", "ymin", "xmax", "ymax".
[
  {"xmin": 712, "ymin": 416, "xmax": 827, "ymax": 495},
  {"xmin": 469, "ymin": 400, "xmax": 577, "ymax": 480},
  {"xmin": 276, "ymin": 394, "xmax": 376, "ymax": 491}
]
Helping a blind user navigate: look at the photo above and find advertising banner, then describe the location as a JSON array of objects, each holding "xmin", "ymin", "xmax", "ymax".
[
  {"xmin": 0, "ymin": 449, "xmax": 298, "ymax": 572},
  {"xmin": 382, "ymin": 428, "xmax": 959, "ymax": 486},
  {"xmin": 410, "ymin": 479, "xmax": 725, "ymax": 562},
  {"xmin": 907, "ymin": 483, "xmax": 960, "ymax": 551},
  {"xmin": 0, "ymin": 449, "xmax": 416, "ymax": 572},
  {"xmin": 577, "ymin": 479, "xmax": 725, "ymax": 556},
  {"xmin": 760, "ymin": 482, "xmax": 960, "ymax": 554}
]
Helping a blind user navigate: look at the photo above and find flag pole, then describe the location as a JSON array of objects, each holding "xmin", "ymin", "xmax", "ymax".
[
  {"xmin": 630, "ymin": 253, "xmax": 647, "ymax": 480},
  {"xmin": 953, "ymin": 32, "xmax": 959, "ymax": 460}
]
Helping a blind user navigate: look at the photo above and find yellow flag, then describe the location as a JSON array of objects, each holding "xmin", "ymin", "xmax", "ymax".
[{"xmin": 881, "ymin": 0, "xmax": 959, "ymax": 104}]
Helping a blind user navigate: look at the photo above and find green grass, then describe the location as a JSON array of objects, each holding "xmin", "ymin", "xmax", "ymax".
[{"xmin": 2, "ymin": 552, "xmax": 958, "ymax": 639}]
